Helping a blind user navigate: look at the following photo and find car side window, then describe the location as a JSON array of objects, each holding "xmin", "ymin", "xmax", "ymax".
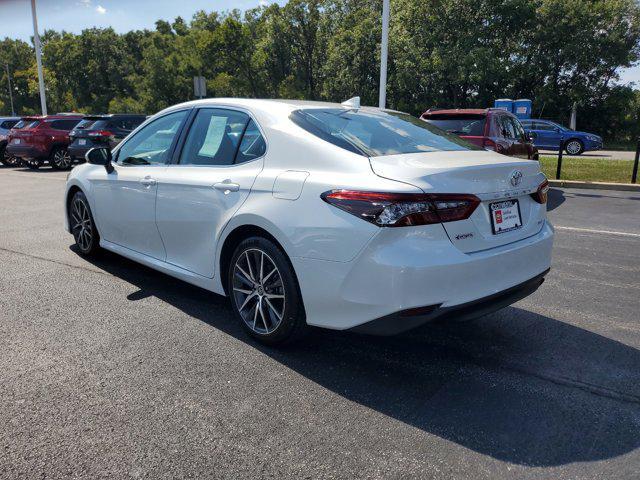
[
  {"xmin": 179, "ymin": 108, "xmax": 249, "ymax": 166},
  {"xmin": 116, "ymin": 110, "xmax": 187, "ymax": 166},
  {"xmin": 50, "ymin": 119, "xmax": 80, "ymax": 130},
  {"xmin": 500, "ymin": 116, "xmax": 517, "ymax": 139},
  {"xmin": 511, "ymin": 118, "xmax": 526, "ymax": 140},
  {"xmin": 536, "ymin": 122, "xmax": 556, "ymax": 131},
  {"xmin": 235, "ymin": 119, "xmax": 266, "ymax": 163}
]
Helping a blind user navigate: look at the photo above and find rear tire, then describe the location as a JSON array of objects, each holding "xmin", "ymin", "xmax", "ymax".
[
  {"xmin": 227, "ymin": 237, "xmax": 307, "ymax": 346},
  {"xmin": 50, "ymin": 146, "xmax": 73, "ymax": 170},
  {"xmin": 69, "ymin": 191, "xmax": 101, "ymax": 256},
  {"xmin": 564, "ymin": 139, "xmax": 584, "ymax": 155}
]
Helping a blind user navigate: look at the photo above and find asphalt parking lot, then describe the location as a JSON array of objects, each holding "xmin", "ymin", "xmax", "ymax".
[{"xmin": 1, "ymin": 166, "xmax": 639, "ymax": 479}]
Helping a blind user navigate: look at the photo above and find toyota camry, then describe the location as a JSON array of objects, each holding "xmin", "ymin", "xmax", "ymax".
[{"xmin": 64, "ymin": 98, "xmax": 553, "ymax": 345}]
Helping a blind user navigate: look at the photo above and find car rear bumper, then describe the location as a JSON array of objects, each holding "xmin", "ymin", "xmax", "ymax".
[
  {"xmin": 68, "ymin": 144, "xmax": 92, "ymax": 160},
  {"xmin": 350, "ymin": 268, "xmax": 548, "ymax": 335},
  {"xmin": 292, "ymin": 221, "xmax": 554, "ymax": 332},
  {"xmin": 6, "ymin": 144, "xmax": 47, "ymax": 159}
]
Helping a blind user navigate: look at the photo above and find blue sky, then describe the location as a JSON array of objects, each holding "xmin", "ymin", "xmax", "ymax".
[{"xmin": 1, "ymin": 0, "xmax": 638, "ymax": 85}]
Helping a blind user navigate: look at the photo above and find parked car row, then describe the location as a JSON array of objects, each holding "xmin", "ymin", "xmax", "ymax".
[
  {"xmin": 0, "ymin": 113, "xmax": 146, "ymax": 170},
  {"xmin": 418, "ymin": 108, "xmax": 602, "ymax": 157}
]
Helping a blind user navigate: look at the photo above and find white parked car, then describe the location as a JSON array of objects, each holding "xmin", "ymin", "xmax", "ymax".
[{"xmin": 64, "ymin": 98, "xmax": 553, "ymax": 345}]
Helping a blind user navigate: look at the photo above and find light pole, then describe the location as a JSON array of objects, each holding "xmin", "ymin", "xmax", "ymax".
[
  {"xmin": 30, "ymin": 0, "xmax": 47, "ymax": 115},
  {"xmin": 5, "ymin": 63, "xmax": 15, "ymax": 116},
  {"xmin": 378, "ymin": 0, "xmax": 390, "ymax": 109}
]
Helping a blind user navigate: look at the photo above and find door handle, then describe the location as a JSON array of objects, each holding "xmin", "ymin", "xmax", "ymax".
[
  {"xmin": 213, "ymin": 181, "xmax": 240, "ymax": 193},
  {"xmin": 140, "ymin": 176, "xmax": 157, "ymax": 187}
]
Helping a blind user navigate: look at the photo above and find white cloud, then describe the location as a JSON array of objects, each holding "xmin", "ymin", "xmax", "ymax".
[
  {"xmin": 259, "ymin": 0, "xmax": 268, "ymax": 5},
  {"xmin": 77, "ymin": 0, "xmax": 91, "ymax": 6},
  {"xmin": 96, "ymin": 5, "xmax": 107, "ymax": 14}
]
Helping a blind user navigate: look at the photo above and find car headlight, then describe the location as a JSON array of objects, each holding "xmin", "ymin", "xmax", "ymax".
[{"xmin": 586, "ymin": 135, "xmax": 600, "ymax": 142}]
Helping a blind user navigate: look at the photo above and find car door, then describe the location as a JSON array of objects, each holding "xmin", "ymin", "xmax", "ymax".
[
  {"xmin": 534, "ymin": 121, "xmax": 563, "ymax": 150},
  {"xmin": 497, "ymin": 114, "xmax": 518, "ymax": 156},
  {"xmin": 91, "ymin": 109, "xmax": 189, "ymax": 260},
  {"xmin": 155, "ymin": 108, "xmax": 266, "ymax": 278},
  {"xmin": 508, "ymin": 116, "xmax": 531, "ymax": 159}
]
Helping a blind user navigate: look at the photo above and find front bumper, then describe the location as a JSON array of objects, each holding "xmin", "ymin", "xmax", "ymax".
[{"xmin": 292, "ymin": 221, "xmax": 554, "ymax": 331}]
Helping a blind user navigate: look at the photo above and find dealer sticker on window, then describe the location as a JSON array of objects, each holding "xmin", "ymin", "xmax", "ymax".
[{"xmin": 490, "ymin": 200, "xmax": 522, "ymax": 234}]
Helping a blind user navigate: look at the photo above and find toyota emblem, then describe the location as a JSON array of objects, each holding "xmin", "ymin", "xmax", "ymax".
[{"xmin": 510, "ymin": 170, "xmax": 523, "ymax": 186}]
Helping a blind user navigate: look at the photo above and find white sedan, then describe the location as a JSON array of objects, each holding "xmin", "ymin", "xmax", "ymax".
[{"xmin": 64, "ymin": 98, "xmax": 553, "ymax": 345}]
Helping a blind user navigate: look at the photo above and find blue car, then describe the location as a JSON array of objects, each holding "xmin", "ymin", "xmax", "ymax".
[{"xmin": 520, "ymin": 119, "xmax": 602, "ymax": 155}]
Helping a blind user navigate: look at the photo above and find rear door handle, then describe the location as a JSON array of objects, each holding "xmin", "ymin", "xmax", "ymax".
[
  {"xmin": 213, "ymin": 181, "xmax": 240, "ymax": 193},
  {"xmin": 140, "ymin": 176, "xmax": 157, "ymax": 187}
]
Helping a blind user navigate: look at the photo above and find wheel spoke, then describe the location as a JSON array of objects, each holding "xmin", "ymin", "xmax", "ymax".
[
  {"xmin": 258, "ymin": 300, "xmax": 269, "ymax": 331},
  {"xmin": 265, "ymin": 297, "xmax": 283, "ymax": 321},
  {"xmin": 235, "ymin": 265, "xmax": 254, "ymax": 287},
  {"xmin": 259, "ymin": 251, "xmax": 264, "ymax": 284},
  {"xmin": 265, "ymin": 293, "xmax": 284, "ymax": 299},
  {"xmin": 261, "ymin": 267, "xmax": 276, "ymax": 285},
  {"xmin": 233, "ymin": 287, "xmax": 253, "ymax": 295},
  {"xmin": 244, "ymin": 251, "xmax": 256, "ymax": 282},
  {"xmin": 239, "ymin": 292, "xmax": 257, "ymax": 311}
]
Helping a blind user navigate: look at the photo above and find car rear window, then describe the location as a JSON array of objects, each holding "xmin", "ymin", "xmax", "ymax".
[
  {"xmin": 290, "ymin": 108, "xmax": 480, "ymax": 157},
  {"xmin": 49, "ymin": 119, "xmax": 81, "ymax": 130},
  {"xmin": 75, "ymin": 119, "xmax": 97, "ymax": 129},
  {"xmin": 421, "ymin": 114, "xmax": 486, "ymax": 136}
]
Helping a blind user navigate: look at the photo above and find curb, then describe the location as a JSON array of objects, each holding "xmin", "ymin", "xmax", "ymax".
[{"xmin": 549, "ymin": 179, "xmax": 640, "ymax": 192}]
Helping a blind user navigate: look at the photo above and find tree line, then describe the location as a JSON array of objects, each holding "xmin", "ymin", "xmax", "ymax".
[{"xmin": 1, "ymin": 0, "xmax": 640, "ymax": 144}]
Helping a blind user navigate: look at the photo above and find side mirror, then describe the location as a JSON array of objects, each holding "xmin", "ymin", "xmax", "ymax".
[{"xmin": 86, "ymin": 147, "xmax": 114, "ymax": 174}]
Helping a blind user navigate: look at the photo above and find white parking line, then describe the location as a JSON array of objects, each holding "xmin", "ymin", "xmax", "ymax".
[{"xmin": 555, "ymin": 226, "xmax": 640, "ymax": 238}]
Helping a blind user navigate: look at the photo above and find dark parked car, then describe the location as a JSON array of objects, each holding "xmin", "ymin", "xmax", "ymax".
[
  {"xmin": 519, "ymin": 119, "xmax": 602, "ymax": 155},
  {"xmin": 421, "ymin": 108, "xmax": 538, "ymax": 160},
  {"xmin": 68, "ymin": 114, "xmax": 147, "ymax": 161},
  {"xmin": 6, "ymin": 114, "xmax": 83, "ymax": 169},
  {"xmin": 0, "ymin": 116, "xmax": 21, "ymax": 166}
]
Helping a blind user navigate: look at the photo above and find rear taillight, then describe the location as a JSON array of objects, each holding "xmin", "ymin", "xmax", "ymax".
[
  {"xmin": 321, "ymin": 190, "xmax": 480, "ymax": 227},
  {"xmin": 530, "ymin": 179, "xmax": 549, "ymax": 204},
  {"xmin": 88, "ymin": 130, "xmax": 114, "ymax": 138}
]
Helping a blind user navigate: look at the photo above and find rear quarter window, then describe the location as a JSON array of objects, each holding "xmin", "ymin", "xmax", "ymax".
[{"xmin": 1, "ymin": 120, "xmax": 18, "ymax": 129}]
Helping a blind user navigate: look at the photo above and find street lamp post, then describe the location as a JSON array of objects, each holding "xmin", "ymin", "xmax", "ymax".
[
  {"xmin": 30, "ymin": 0, "xmax": 47, "ymax": 115},
  {"xmin": 5, "ymin": 63, "xmax": 15, "ymax": 116},
  {"xmin": 378, "ymin": 0, "xmax": 390, "ymax": 109}
]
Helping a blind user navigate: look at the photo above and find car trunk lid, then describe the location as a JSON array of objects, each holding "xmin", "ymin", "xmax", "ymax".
[{"xmin": 369, "ymin": 150, "xmax": 547, "ymax": 253}]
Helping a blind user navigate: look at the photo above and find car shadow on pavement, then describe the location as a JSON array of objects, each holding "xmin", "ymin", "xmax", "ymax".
[{"xmin": 77, "ymin": 246, "xmax": 640, "ymax": 468}]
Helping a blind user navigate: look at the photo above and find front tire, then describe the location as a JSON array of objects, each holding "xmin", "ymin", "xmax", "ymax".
[
  {"xmin": 228, "ymin": 237, "xmax": 307, "ymax": 346},
  {"xmin": 50, "ymin": 147, "xmax": 73, "ymax": 170},
  {"xmin": 565, "ymin": 139, "xmax": 584, "ymax": 155},
  {"xmin": 69, "ymin": 191, "xmax": 100, "ymax": 256}
]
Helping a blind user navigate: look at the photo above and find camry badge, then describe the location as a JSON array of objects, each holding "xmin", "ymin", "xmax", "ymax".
[{"xmin": 510, "ymin": 170, "xmax": 523, "ymax": 186}]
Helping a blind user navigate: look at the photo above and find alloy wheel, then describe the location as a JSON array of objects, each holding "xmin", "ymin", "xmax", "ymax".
[
  {"xmin": 71, "ymin": 197, "xmax": 93, "ymax": 251},
  {"xmin": 232, "ymin": 248, "xmax": 286, "ymax": 335},
  {"xmin": 566, "ymin": 140, "xmax": 582, "ymax": 155},
  {"xmin": 53, "ymin": 149, "xmax": 72, "ymax": 169}
]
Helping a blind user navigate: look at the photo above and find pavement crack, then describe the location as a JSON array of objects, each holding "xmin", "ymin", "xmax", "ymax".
[{"xmin": 0, "ymin": 246, "xmax": 108, "ymax": 277}]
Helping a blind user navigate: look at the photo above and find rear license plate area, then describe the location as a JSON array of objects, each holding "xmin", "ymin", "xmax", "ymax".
[{"xmin": 490, "ymin": 200, "xmax": 522, "ymax": 234}]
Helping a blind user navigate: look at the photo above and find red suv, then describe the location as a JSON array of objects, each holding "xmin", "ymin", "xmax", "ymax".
[
  {"xmin": 6, "ymin": 114, "xmax": 83, "ymax": 170},
  {"xmin": 420, "ymin": 108, "xmax": 538, "ymax": 160}
]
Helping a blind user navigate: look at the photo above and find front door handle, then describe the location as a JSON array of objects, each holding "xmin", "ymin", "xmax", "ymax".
[
  {"xmin": 140, "ymin": 176, "xmax": 157, "ymax": 187},
  {"xmin": 213, "ymin": 181, "xmax": 240, "ymax": 193}
]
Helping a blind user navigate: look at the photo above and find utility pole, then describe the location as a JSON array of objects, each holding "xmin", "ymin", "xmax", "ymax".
[
  {"xmin": 5, "ymin": 63, "xmax": 15, "ymax": 116},
  {"xmin": 30, "ymin": 0, "xmax": 47, "ymax": 115},
  {"xmin": 378, "ymin": 0, "xmax": 390, "ymax": 109}
]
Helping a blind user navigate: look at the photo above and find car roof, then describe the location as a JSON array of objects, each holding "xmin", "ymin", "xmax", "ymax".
[
  {"xmin": 158, "ymin": 98, "xmax": 388, "ymax": 117},
  {"xmin": 0, "ymin": 116, "xmax": 20, "ymax": 121},
  {"xmin": 82, "ymin": 114, "xmax": 147, "ymax": 120}
]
